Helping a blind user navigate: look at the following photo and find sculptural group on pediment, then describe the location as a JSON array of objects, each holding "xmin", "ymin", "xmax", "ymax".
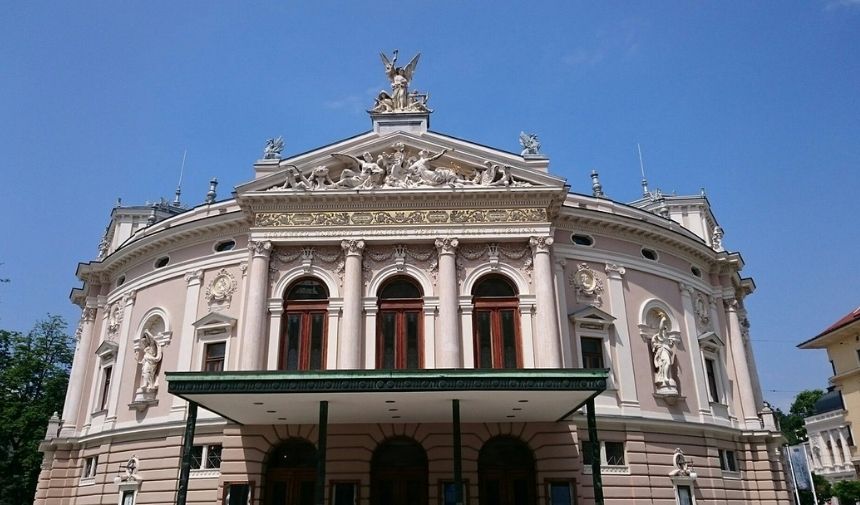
[
  {"xmin": 273, "ymin": 143, "xmax": 533, "ymax": 191},
  {"xmin": 371, "ymin": 50, "xmax": 431, "ymax": 114}
]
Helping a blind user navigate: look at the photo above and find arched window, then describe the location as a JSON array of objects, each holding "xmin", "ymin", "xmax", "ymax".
[
  {"xmin": 280, "ymin": 278, "xmax": 329, "ymax": 371},
  {"xmin": 472, "ymin": 275, "xmax": 520, "ymax": 369},
  {"xmin": 478, "ymin": 436, "xmax": 536, "ymax": 505},
  {"xmin": 266, "ymin": 438, "xmax": 317, "ymax": 505},
  {"xmin": 377, "ymin": 277, "xmax": 423, "ymax": 369},
  {"xmin": 371, "ymin": 437, "xmax": 428, "ymax": 505}
]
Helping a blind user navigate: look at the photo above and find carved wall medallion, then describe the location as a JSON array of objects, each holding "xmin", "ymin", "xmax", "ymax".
[
  {"xmin": 570, "ymin": 263, "xmax": 603, "ymax": 307},
  {"xmin": 694, "ymin": 293, "xmax": 711, "ymax": 332},
  {"xmin": 254, "ymin": 208, "xmax": 547, "ymax": 228},
  {"xmin": 107, "ymin": 303, "xmax": 122, "ymax": 339},
  {"xmin": 206, "ymin": 269, "xmax": 237, "ymax": 312}
]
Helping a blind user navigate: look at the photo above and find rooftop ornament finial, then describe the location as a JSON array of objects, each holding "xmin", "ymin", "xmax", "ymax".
[
  {"xmin": 371, "ymin": 50, "xmax": 430, "ymax": 114},
  {"xmin": 146, "ymin": 205, "xmax": 157, "ymax": 225},
  {"xmin": 590, "ymin": 169, "xmax": 605, "ymax": 198},
  {"xmin": 263, "ymin": 136, "xmax": 284, "ymax": 160},
  {"xmin": 205, "ymin": 178, "xmax": 218, "ymax": 204},
  {"xmin": 519, "ymin": 132, "xmax": 542, "ymax": 157}
]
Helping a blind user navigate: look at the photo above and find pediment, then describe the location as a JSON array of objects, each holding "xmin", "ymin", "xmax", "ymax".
[
  {"xmin": 569, "ymin": 306, "xmax": 616, "ymax": 331},
  {"xmin": 192, "ymin": 312, "xmax": 237, "ymax": 331},
  {"xmin": 95, "ymin": 340, "xmax": 119, "ymax": 361},
  {"xmin": 698, "ymin": 331, "xmax": 724, "ymax": 352},
  {"xmin": 237, "ymin": 130, "xmax": 568, "ymax": 196}
]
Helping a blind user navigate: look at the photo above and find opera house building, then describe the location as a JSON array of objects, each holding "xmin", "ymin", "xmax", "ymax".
[{"xmin": 36, "ymin": 54, "xmax": 791, "ymax": 505}]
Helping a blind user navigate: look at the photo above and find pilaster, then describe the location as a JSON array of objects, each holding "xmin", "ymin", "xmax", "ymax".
[
  {"xmin": 679, "ymin": 283, "xmax": 712, "ymax": 418},
  {"xmin": 604, "ymin": 264, "xmax": 639, "ymax": 411},
  {"xmin": 240, "ymin": 240, "xmax": 272, "ymax": 370},
  {"xmin": 725, "ymin": 298, "xmax": 760, "ymax": 428}
]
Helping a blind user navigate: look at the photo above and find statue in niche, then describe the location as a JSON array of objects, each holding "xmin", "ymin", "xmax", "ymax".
[
  {"xmin": 651, "ymin": 311, "xmax": 679, "ymax": 395},
  {"xmin": 137, "ymin": 331, "xmax": 163, "ymax": 395}
]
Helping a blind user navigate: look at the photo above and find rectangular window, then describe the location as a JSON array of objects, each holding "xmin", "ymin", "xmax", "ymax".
[
  {"xmin": 204, "ymin": 342, "xmax": 226, "ymax": 372},
  {"xmin": 677, "ymin": 485, "xmax": 694, "ymax": 505},
  {"xmin": 704, "ymin": 358, "xmax": 720, "ymax": 403},
  {"xmin": 121, "ymin": 490, "xmax": 135, "ymax": 505},
  {"xmin": 83, "ymin": 455, "xmax": 98, "ymax": 478},
  {"xmin": 718, "ymin": 449, "xmax": 738, "ymax": 472},
  {"xmin": 191, "ymin": 444, "xmax": 222, "ymax": 470},
  {"xmin": 580, "ymin": 337, "xmax": 604, "ymax": 368},
  {"xmin": 100, "ymin": 366, "xmax": 112, "ymax": 410},
  {"xmin": 223, "ymin": 483, "xmax": 251, "ymax": 505},
  {"xmin": 604, "ymin": 442, "xmax": 625, "ymax": 465},
  {"xmin": 331, "ymin": 482, "xmax": 359, "ymax": 505},
  {"xmin": 546, "ymin": 481, "xmax": 576, "ymax": 505},
  {"xmin": 581, "ymin": 440, "xmax": 594, "ymax": 465}
]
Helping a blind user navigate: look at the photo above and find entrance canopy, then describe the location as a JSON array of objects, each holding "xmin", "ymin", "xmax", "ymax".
[{"xmin": 166, "ymin": 368, "xmax": 607, "ymax": 425}]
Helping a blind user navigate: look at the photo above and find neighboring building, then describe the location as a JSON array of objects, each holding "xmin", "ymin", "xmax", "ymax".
[
  {"xmin": 36, "ymin": 54, "xmax": 790, "ymax": 505},
  {"xmin": 803, "ymin": 388, "xmax": 857, "ymax": 483},
  {"xmin": 799, "ymin": 306, "xmax": 860, "ymax": 482}
]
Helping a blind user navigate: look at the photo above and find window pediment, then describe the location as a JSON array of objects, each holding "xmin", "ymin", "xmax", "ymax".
[
  {"xmin": 569, "ymin": 306, "xmax": 615, "ymax": 331},
  {"xmin": 95, "ymin": 340, "xmax": 118, "ymax": 361},
  {"xmin": 192, "ymin": 313, "xmax": 237, "ymax": 336},
  {"xmin": 698, "ymin": 331, "xmax": 724, "ymax": 352}
]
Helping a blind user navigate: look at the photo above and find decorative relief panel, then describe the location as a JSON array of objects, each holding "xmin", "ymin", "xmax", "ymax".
[
  {"xmin": 269, "ymin": 246, "xmax": 343, "ymax": 284},
  {"xmin": 205, "ymin": 269, "xmax": 237, "ymax": 312},
  {"xmin": 364, "ymin": 244, "xmax": 435, "ymax": 285},
  {"xmin": 456, "ymin": 242, "xmax": 532, "ymax": 281},
  {"xmin": 107, "ymin": 303, "xmax": 122, "ymax": 340},
  {"xmin": 254, "ymin": 208, "xmax": 547, "ymax": 228},
  {"xmin": 694, "ymin": 292, "xmax": 711, "ymax": 333},
  {"xmin": 570, "ymin": 263, "xmax": 604, "ymax": 307}
]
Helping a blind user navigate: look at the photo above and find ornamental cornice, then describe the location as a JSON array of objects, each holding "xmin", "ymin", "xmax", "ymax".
[
  {"xmin": 254, "ymin": 208, "xmax": 548, "ymax": 228},
  {"xmin": 257, "ymin": 226, "xmax": 549, "ymax": 241}
]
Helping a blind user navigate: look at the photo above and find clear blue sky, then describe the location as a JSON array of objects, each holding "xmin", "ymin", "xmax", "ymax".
[{"xmin": 2, "ymin": 2, "xmax": 858, "ymax": 410}]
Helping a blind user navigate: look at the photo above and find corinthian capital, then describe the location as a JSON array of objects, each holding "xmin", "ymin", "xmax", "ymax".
[
  {"xmin": 184, "ymin": 269, "xmax": 203, "ymax": 285},
  {"xmin": 604, "ymin": 263, "xmax": 626, "ymax": 278},
  {"xmin": 529, "ymin": 235, "xmax": 554, "ymax": 254},
  {"xmin": 435, "ymin": 237, "xmax": 459, "ymax": 255},
  {"xmin": 340, "ymin": 239, "xmax": 366, "ymax": 256},
  {"xmin": 122, "ymin": 290, "xmax": 137, "ymax": 305},
  {"xmin": 248, "ymin": 240, "xmax": 273, "ymax": 258},
  {"xmin": 724, "ymin": 298, "xmax": 739, "ymax": 312}
]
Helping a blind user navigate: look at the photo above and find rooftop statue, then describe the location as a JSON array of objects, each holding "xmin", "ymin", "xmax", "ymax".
[
  {"xmin": 519, "ymin": 132, "xmax": 542, "ymax": 156},
  {"xmin": 372, "ymin": 50, "xmax": 430, "ymax": 113},
  {"xmin": 263, "ymin": 136, "xmax": 284, "ymax": 159}
]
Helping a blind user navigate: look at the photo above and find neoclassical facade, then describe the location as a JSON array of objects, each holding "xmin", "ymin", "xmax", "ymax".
[{"xmin": 37, "ymin": 54, "xmax": 790, "ymax": 505}]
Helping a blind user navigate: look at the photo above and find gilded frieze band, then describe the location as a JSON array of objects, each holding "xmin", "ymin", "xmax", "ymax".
[{"xmin": 254, "ymin": 208, "xmax": 548, "ymax": 227}]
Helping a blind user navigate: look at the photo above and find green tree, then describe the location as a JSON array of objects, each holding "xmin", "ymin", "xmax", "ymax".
[
  {"xmin": 0, "ymin": 315, "xmax": 73, "ymax": 505},
  {"xmin": 833, "ymin": 480, "xmax": 860, "ymax": 504},
  {"xmin": 778, "ymin": 389, "xmax": 825, "ymax": 445},
  {"xmin": 798, "ymin": 473, "xmax": 833, "ymax": 505}
]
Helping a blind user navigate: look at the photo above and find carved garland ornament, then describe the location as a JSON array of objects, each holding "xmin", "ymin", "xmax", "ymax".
[{"xmin": 254, "ymin": 208, "xmax": 547, "ymax": 228}]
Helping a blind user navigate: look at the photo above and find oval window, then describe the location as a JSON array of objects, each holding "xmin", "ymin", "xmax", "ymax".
[
  {"xmin": 154, "ymin": 256, "xmax": 170, "ymax": 269},
  {"xmin": 214, "ymin": 239, "xmax": 236, "ymax": 252},
  {"xmin": 116, "ymin": 275, "xmax": 126, "ymax": 287},
  {"xmin": 641, "ymin": 248, "xmax": 658, "ymax": 261},
  {"xmin": 691, "ymin": 266, "xmax": 702, "ymax": 278},
  {"xmin": 571, "ymin": 234, "xmax": 594, "ymax": 246}
]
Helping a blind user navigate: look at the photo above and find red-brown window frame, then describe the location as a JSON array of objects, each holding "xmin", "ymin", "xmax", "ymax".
[
  {"xmin": 204, "ymin": 341, "xmax": 226, "ymax": 372},
  {"xmin": 376, "ymin": 298, "xmax": 424, "ymax": 369},
  {"xmin": 279, "ymin": 300, "xmax": 329, "ymax": 371},
  {"xmin": 472, "ymin": 297, "xmax": 522, "ymax": 369}
]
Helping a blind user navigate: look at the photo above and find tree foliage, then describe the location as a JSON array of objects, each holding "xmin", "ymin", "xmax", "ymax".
[
  {"xmin": 833, "ymin": 480, "xmax": 860, "ymax": 504},
  {"xmin": 0, "ymin": 315, "xmax": 73, "ymax": 505},
  {"xmin": 798, "ymin": 473, "xmax": 832, "ymax": 505},
  {"xmin": 777, "ymin": 389, "xmax": 825, "ymax": 445}
]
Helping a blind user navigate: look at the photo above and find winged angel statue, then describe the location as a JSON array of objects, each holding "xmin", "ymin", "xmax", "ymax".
[{"xmin": 372, "ymin": 50, "xmax": 430, "ymax": 113}]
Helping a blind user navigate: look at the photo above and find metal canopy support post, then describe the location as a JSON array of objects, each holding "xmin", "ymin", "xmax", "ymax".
[
  {"xmin": 176, "ymin": 401, "xmax": 198, "ymax": 505},
  {"xmin": 586, "ymin": 398, "xmax": 604, "ymax": 505},
  {"xmin": 315, "ymin": 400, "xmax": 329, "ymax": 505},
  {"xmin": 452, "ymin": 399, "xmax": 463, "ymax": 505}
]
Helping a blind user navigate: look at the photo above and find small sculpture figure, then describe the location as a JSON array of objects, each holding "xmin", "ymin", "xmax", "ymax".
[
  {"xmin": 712, "ymin": 226, "xmax": 725, "ymax": 252},
  {"xmin": 263, "ymin": 137, "xmax": 284, "ymax": 160},
  {"xmin": 407, "ymin": 149, "xmax": 468, "ymax": 187},
  {"xmin": 281, "ymin": 165, "xmax": 311, "ymax": 190},
  {"xmin": 474, "ymin": 160, "xmax": 513, "ymax": 187},
  {"xmin": 307, "ymin": 166, "xmax": 334, "ymax": 190},
  {"xmin": 137, "ymin": 331, "xmax": 162, "ymax": 393},
  {"xmin": 651, "ymin": 312, "xmax": 678, "ymax": 393},
  {"xmin": 375, "ymin": 50, "xmax": 428, "ymax": 113},
  {"xmin": 331, "ymin": 152, "xmax": 385, "ymax": 189},
  {"xmin": 519, "ymin": 132, "xmax": 542, "ymax": 156}
]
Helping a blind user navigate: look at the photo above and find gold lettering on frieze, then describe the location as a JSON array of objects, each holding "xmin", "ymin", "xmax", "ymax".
[{"xmin": 254, "ymin": 208, "xmax": 548, "ymax": 228}]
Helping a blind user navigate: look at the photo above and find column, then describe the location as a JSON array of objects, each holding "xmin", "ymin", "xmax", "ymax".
[
  {"xmin": 459, "ymin": 297, "xmax": 474, "ymax": 368},
  {"xmin": 435, "ymin": 238, "xmax": 461, "ymax": 368},
  {"xmin": 60, "ymin": 304, "xmax": 98, "ymax": 437},
  {"xmin": 838, "ymin": 428, "xmax": 850, "ymax": 466},
  {"xmin": 315, "ymin": 401, "xmax": 329, "ymax": 505},
  {"xmin": 326, "ymin": 302, "xmax": 342, "ymax": 369},
  {"xmin": 107, "ymin": 290, "xmax": 136, "ymax": 424},
  {"xmin": 726, "ymin": 299, "xmax": 759, "ymax": 427},
  {"xmin": 176, "ymin": 401, "xmax": 198, "ymax": 505},
  {"xmin": 173, "ymin": 270, "xmax": 203, "ymax": 411},
  {"xmin": 266, "ymin": 301, "xmax": 284, "ymax": 370},
  {"xmin": 240, "ymin": 240, "xmax": 272, "ymax": 370},
  {"xmin": 363, "ymin": 301, "xmax": 378, "ymax": 369},
  {"xmin": 339, "ymin": 240, "xmax": 365, "ymax": 369},
  {"xmin": 423, "ymin": 299, "xmax": 438, "ymax": 368},
  {"xmin": 553, "ymin": 259, "xmax": 573, "ymax": 367},
  {"xmin": 586, "ymin": 398, "xmax": 605, "ymax": 505},
  {"xmin": 530, "ymin": 236, "xmax": 561, "ymax": 368},
  {"xmin": 679, "ymin": 283, "xmax": 711, "ymax": 417},
  {"xmin": 605, "ymin": 264, "xmax": 639, "ymax": 409},
  {"xmin": 829, "ymin": 430, "xmax": 843, "ymax": 466}
]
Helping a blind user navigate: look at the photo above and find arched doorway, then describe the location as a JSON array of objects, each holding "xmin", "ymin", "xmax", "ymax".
[
  {"xmin": 265, "ymin": 438, "xmax": 317, "ymax": 505},
  {"xmin": 478, "ymin": 436, "xmax": 536, "ymax": 505},
  {"xmin": 371, "ymin": 437, "xmax": 428, "ymax": 505}
]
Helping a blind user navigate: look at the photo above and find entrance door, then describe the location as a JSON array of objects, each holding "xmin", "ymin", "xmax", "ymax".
[
  {"xmin": 371, "ymin": 437, "xmax": 428, "ymax": 505},
  {"xmin": 478, "ymin": 437, "xmax": 536, "ymax": 505},
  {"xmin": 266, "ymin": 439, "xmax": 317, "ymax": 505}
]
